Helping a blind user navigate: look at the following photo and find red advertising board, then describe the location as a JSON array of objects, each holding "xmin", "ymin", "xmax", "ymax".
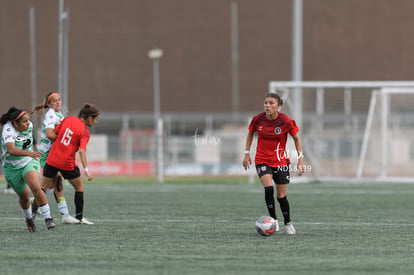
[{"xmin": 86, "ymin": 161, "xmax": 152, "ymax": 176}]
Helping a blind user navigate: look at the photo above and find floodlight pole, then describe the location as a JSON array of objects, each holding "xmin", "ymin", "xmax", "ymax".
[
  {"xmin": 58, "ymin": 0, "xmax": 69, "ymax": 114},
  {"xmin": 292, "ymin": 0, "xmax": 303, "ymax": 128},
  {"xmin": 148, "ymin": 48, "xmax": 164, "ymax": 183},
  {"xmin": 29, "ymin": 6, "xmax": 38, "ymax": 136},
  {"xmin": 58, "ymin": 0, "xmax": 64, "ymax": 105},
  {"xmin": 29, "ymin": 6, "xmax": 36, "ymax": 111},
  {"xmin": 231, "ymin": 0, "xmax": 239, "ymax": 117}
]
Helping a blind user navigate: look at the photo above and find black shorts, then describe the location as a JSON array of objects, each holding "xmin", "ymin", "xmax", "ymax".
[
  {"xmin": 255, "ymin": 163, "xmax": 290, "ymax": 184},
  {"xmin": 43, "ymin": 163, "xmax": 81, "ymax": 180}
]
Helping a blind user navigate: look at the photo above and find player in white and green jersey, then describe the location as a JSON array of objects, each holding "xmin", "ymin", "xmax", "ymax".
[
  {"xmin": 31, "ymin": 92, "xmax": 79, "ymax": 224},
  {"xmin": 38, "ymin": 100, "xmax": 64, "ymax": 167},
  {"xmin": 1, "ymin": 107, "xmax": 55, "ymax": 232}
]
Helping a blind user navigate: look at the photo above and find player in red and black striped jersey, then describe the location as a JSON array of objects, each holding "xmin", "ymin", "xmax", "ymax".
[{"xmin": 243, "ymin": 93, "xmax": 305, "ymax": 235}]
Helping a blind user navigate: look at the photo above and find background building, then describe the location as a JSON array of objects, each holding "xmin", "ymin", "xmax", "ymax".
[
  {"xmin": 2, "ymin": 0, "xmax": 414, "ymax": 113},
  {"xmin": 1, "ymin": 0, "xmax": 414, "ymax": 180}
]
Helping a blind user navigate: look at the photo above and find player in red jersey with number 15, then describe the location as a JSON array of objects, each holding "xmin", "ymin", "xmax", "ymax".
[
  {"xmin": 41, "ymin": 104, "xmax": 99, "ymax": 225},
  {"xmin": 243, "ymin": 93, "xmax": 305, "ymax": 235}
]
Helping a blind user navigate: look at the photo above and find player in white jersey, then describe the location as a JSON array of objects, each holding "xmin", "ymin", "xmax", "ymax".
[
  {"xmin": 37, "ymin": 93, "xmax": 65, "ymax": 168},
  {"xmin": 1, "ymin": 107, "xmax": 55, "ymax": 232},
  {"xmin": 31, "ymin": 92, "xmax": 79, "ymax": 224}
]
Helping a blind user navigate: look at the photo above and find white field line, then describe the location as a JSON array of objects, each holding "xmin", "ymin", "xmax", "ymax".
[
  {"xmin": 2, "ymin": 217, "xmax": 414, "ymax": 227},
  {"xmin": 90, "ymin": 186, "xmax": 414, "ymax": 195}
]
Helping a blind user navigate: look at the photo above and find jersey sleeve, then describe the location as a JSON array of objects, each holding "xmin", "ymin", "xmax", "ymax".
[
  {"xmin": 248, "ymin": 115, "xmax": 258, "ymax": 133},
  {"xmin": 2, "ymin": 124, "xmax": 16, "ymax": 144},
  {"xmin": 79, "ymin": 128, "xmax": 91, "ymax": 151},
  {"xmin": 288, "ymin": 119, "xmax": 299, "ymax": 136},
  {"xmin": 44, "ymin": 111, "xmax": 58, "ymax": 129}
]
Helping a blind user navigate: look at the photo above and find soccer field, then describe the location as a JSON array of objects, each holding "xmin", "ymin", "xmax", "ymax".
[{"xmin": 1, "ymin": 177, "xmax": 413, "ymax": 275}]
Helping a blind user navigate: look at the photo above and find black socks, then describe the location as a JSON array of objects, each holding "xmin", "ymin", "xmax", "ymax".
[
  {"xmin": 277, "ymin": 196, "xmax": 291, "ymax": 225},
  {"xmin": 74, "ymin": 191, "xmax": 84, "ymax": 221},
  {"xmin": 264, "ymin": 186, "xmax": 277, "ymax": 219},
  {"xmin": 264, "ymin": 186, "xmax": 292, "ymax": 225}
]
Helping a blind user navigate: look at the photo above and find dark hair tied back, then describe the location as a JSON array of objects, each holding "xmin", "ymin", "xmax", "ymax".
[
  {"xmin": 265, "ymin": 92, "xmax": 284, "ymax": 106},
  {"xmin": 78, "ymin": 104, "xmax": 99, "ymax": 119},
  {"xmin": 0, "ymin": 107, "xmax": 25, "ymax": 125}
]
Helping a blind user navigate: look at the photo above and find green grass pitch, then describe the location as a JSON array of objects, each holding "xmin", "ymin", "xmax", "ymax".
[{"xmin": 1, "ymin": 177, "xmax": 413, "ymax": 275}]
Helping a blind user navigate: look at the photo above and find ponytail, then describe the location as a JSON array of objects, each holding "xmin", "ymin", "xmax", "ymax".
[
  {"xmin": 30, "ymin": 92, "xmax": 61, "ymax": 115},
  {"xmin": 30, "ymin": 104, "xmax": 46, "ymax": 115},
  {"xmin": 0, "ymin": 107, "xmax": 26, "ymax": 126}
]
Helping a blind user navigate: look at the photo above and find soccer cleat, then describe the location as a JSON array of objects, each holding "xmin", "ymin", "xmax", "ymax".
[
  {"xmin": 45, "ymin": 218, "xmax": 56, "ymax": 230},
  {"xmin": 285, "ymin": 222, "xmax": 296, "ymax": 235},
  {"xmin": 26, "ymin": 218, "xmax": 37, "ymax": 232},
  {"xmin": 80, "ymin": 218, "xmax": 94, "ymax": 225},
  {"xmin": 274, "ymin": 219, "xmax": 280, "ymax": 232},
  {"xmin": 62, "ymin": 215, "xmax": 80, "ymax": 224}
]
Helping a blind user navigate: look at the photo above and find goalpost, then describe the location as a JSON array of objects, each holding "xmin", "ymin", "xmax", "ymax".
[
  {"xmin": 268, "ymin": 81, "xmax": 414, "ymax": 183},
  {"xmin": 357, "ymin": 88, "xmax": 414, "ymax": 181}
]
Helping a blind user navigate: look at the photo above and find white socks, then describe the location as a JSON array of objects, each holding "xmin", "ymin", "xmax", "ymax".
[
  {"xmin": 57, "ymin": 199, "xmax": 69, "ymax": 217},
  {"xmin": 39, "ymin": 204, "xmax": 52, "ymax": 219},
  {"xmin": 23, "ymin": 207, "xmax": 33, "ymax": 219}
]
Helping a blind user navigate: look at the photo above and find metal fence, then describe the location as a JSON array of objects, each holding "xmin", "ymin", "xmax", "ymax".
[
  {"xmin": 3, "ymin": 81, "xmax": 414, "ymax": 183},
  {"xmin": 85, "ymin": 112, "xmax": 255, "ymax": 179}
]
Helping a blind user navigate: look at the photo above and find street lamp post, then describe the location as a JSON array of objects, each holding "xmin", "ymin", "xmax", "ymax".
[
  {"xmin": 58, "ymin": 0, "xmax": 69, "ymax": 114},
  {"xmin": 231, "ymin": 0, "xmax": 239, "ymax": 117},
  {"xmin": 148, "ymin": 48, "xmax": 164, "ymax": 183},
  {"xmin": 292, "ymin": 0, "xmax": 303, "ymax": 128}
]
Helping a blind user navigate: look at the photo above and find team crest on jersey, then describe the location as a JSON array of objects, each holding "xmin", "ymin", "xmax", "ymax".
[{"xmin": 274, "ymin": 127, "xmax": 282, "ymax": 135}]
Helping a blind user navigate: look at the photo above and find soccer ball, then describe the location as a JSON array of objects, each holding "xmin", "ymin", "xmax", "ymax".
[{"xmin": 255, "ymin": 216, "xmax": 277, "ymax": 237}]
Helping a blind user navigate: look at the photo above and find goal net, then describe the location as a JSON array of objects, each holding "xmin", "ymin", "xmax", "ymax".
[
  {"xmin": 357, "ymin": 88, "xmax": 414, "ymax": 181},
  {"xmin": 268, "ymin": 81, "xmax": 414, "ymax": 183}
]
